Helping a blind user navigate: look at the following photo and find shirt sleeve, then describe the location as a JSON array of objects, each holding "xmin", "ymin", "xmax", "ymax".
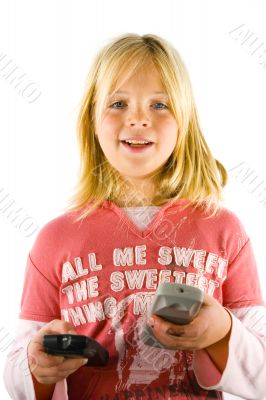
[
  {"xmin": 193, "ymin": 233, "xmax": 266, "ymax": 399},
  {"xmin": 222, "ymin": 238, "xmax": 265, "ymax": 309},
  {"xmin": 3, "ymin": 319, "xmax": 68, "ymax": 400},
  {"xmin": 193, "ymin": 306, "xmax": 266, "ymax": 400},
  {"xmin": 19, "ymin": 253, "xmax": 61, "ymax": 322}
]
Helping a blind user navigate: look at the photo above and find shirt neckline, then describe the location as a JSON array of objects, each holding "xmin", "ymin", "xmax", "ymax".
[{"xmin": 101, "ymin": 198, "xmax": 189, "ymax": 238}]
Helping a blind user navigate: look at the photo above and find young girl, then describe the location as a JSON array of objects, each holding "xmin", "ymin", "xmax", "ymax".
[{"xmin": 3, "ymin": 33, "xmax": 266, "ymax": 400}]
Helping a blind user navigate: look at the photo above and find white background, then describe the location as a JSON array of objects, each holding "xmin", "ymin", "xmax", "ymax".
[{"xmin": 0, "ymin": 0, "xmax": 266, "ymax": 399}]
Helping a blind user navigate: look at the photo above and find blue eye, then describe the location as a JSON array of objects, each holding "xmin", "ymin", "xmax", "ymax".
[
  {"xmin": 110, "ymin": 101, "xmax": 168, "ymax": 109},
  {"xmin": 110, "ymin": 101, "xmax": 125, "ymax": 108},
  {"xmin": 154, "ymin": 102, "xmax": 168, "ymax": 109}
]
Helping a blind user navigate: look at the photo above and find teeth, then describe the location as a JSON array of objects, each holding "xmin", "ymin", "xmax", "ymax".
[{"xmin": 124, "ymin": 140, "xmax": 150, "ymax": 144}]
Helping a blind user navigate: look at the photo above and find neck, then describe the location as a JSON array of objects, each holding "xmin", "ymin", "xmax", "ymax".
[{"xmin": 113, "ymin": 181, "xmax": 159, "ymax": 207}]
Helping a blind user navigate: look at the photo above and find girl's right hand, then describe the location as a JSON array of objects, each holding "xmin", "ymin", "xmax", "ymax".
[{"xmin": 27, "ymin": 319, "xmax": 88, "ymax": 384}]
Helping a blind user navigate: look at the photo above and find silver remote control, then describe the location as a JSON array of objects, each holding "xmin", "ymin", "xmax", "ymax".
[{"xmin": 142, "ymin": 282, "xmax": 204, "ymax": 348}]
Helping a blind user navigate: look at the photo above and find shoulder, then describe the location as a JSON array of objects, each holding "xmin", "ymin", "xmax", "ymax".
[
  {"xmin": 29, "ymin": 209, "xmax": 85, "ymax": 256},
  {"xmin": 214, "ymin": 206, "xmax": 245, "ymax": 231},
  {"xmin": 37, "ymin": 209, "xmax": 79, "ymax": 236},
  {"xmin": 186, "ymin": 201, "xmax": 247, "ymax": 232},
  {"xmin": 207, "ymin": 204, "xmax": 250, "ymax": 250},
  {"xmin": 184, "ymin": 201, "xmax": 250, "ymax": 248},
  {"xmin": 214, "ymin": 205, "xmax": 247, "ymax": 231}
]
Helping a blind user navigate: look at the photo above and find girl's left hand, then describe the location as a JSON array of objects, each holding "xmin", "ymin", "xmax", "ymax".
[{"xmin": 146, "ymin": 292, "xmax": 232, "ymax": 351}]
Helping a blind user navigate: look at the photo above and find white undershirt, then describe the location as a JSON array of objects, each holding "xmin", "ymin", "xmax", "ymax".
[{"xmin": 122, "ymin": 206, "xmax": 161, "ymax": 230}]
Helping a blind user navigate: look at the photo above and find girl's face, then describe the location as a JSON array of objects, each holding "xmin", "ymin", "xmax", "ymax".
[{"xmin": 95, "ymin": 63, "xmax": 178, "ymax": 195}]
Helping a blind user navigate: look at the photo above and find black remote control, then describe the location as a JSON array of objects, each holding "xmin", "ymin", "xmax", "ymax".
[{"xmin": 43, "ymin": 334, "xmax": 109, "ymax": 367}]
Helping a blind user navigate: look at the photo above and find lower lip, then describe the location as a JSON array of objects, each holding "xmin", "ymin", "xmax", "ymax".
[{"xmin": 120, "ymin": 141, "xmax": 154, "ymax": 153}]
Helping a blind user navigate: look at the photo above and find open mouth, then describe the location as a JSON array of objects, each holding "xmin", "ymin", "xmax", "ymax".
[
  {"xmin": 120, "ymin": 140, "xmax": 154, "ymax": 152},
  {"xmin": 121, "ymin": 140, "xmax": 153, "ymax": 147}
]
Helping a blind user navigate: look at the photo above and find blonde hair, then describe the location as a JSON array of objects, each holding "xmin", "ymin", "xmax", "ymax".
[{"xmin": 63, "ymin": 33, "xmax": 228, "ymax": 222}]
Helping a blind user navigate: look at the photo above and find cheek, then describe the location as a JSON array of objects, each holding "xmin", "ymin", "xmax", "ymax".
[
  {"xmin": 161, "ymin": 115, "xmax": 178, "ymax": 130},
  {"xmin": 159, "ymin": 117, "xmax": 178, "ymax": 142},
  {"xmin": 100, "ymin": 114, "xmax": 121, "ymax": 138}
]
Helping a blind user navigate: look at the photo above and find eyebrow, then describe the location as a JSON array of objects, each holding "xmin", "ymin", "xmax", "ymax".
[{"xmin": 108, "ymin": 90, "xmax": 169, "ymax": 97}]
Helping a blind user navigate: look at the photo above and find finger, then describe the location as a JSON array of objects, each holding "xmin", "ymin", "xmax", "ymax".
[
  {"xmin": 56, "ymin": 357, "xmax": 88, "ymax": 372},
  {"xmin": 147, "ymin": 315, "xmax": 205, "ymax": 350},
  {"xmin": 148, "ymin": 315, "xmax": 187, "ymax": 337},
  {"xmin": 28, "ymin": 337, "xmax": 65, "ymax": 368},
  {"xmin": 148, "ymin": 326, "xmax": 195, "ymax": 350},
  {"xmin": 167, "ymin": 316, "xmax": 209, "ymax": 339},
  {"xmin": 35, "ymin": 357, "xmax": 88, "ymax": 379},
  {"xmin": 28, "ymin": 348, "xmax": 65, "ymax": 370},
  {"xmin": 202, "ymin": 291, "xmax": 217, "ymax": 306},
  {"xmin": 29, "ymin": 319, "xmax": 77, "ymax": 368},
  {"xmin": 35, "ymin": 364, "xmax": 85, "ymax": 385},
  {"xmin": 38, "ymin": 319, "xmax": 76, "ymax": 336},
  {"xmin": 34, "ymin": 369, "xmax": 77, "ymax": 384}
]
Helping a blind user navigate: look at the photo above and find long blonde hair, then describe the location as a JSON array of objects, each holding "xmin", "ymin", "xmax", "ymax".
[{"xmin": 63, "ymin": 33, "xmax": 228, "ymax": 222}]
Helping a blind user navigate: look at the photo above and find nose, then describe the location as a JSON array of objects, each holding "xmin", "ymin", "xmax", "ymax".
[{"xmin": 126, "ymin": 107, "xmax": 151, "ymax": 127}]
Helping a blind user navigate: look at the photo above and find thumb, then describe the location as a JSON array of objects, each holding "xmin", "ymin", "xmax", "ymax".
[
  {"xmin": 202, "ymin": 291, "xmax": 216, "ymax": 307},
  {"xmin": 39, "ymin": 319, "xmax": 76, "ymax": 337}
]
